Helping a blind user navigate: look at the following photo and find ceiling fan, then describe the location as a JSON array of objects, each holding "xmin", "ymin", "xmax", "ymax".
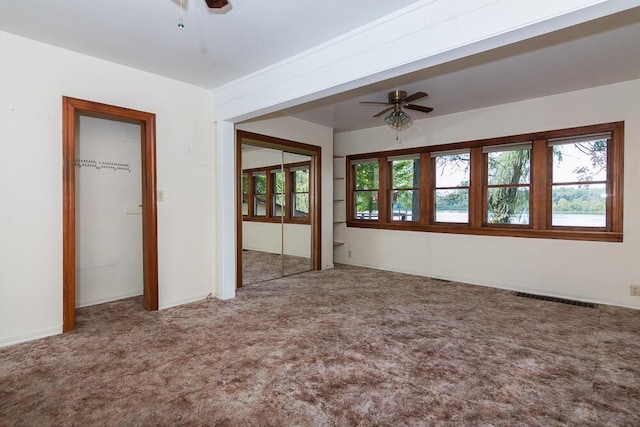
[
  {"xmin": 360, "ymin": 90, "xmax": 434, "ymax": 119},
  {"xmin": 205, "ymin": 0, "xmax": 229, "ymax": 8}
]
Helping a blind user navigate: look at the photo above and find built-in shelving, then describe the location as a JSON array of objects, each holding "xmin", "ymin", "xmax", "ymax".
[{"xmin": 334, "ymin": 155, "xmax": 346, "ymax": 249}]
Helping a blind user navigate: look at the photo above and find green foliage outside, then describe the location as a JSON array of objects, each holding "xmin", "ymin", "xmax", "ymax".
[
  {"xmin": 553, "ymin": 186, "xmax": 605, "ymax": 213},
  {"xmin": 435, "ymin": 190, "xmax": 468, "ymax": 211},
  {"xmin": 355, "ymin": 162, "xmax": 379, "ymax": 216}
]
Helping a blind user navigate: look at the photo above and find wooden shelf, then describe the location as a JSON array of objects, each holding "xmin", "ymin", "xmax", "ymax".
[
  {"xmin": 333, "ymin": 221, "xmax": 346, "ymax": 224},
  {"xmin": 333, "ymin": 199, "xmax": 345, "ymax": 202},
  {"xmin": 333, "ymin": 177, "xmax": 345, "ymax": 180},
  {"xmin": 333, "ymin": 241, "xmax": 346, "ymax": 247}
]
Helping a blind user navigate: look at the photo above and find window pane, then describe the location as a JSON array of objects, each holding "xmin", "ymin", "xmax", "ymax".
[
  {"xmin": 391, "ymin": 159, "xmax": 420, "ymax": 189},
  {"xmin": 487, "ymin": 187, "xmax": 530, "ymax": 224},
  {"xmin": 552, "ymin": 184, "xmax": 606, "ymax": 227},
  {"xmin": 435, "ymin": 189, "xmax": 468, "ymax": 223},
  {"xmin": 355, "ymin": 191, "xmax": 378, "ymax": 220},
  {"xmin": 553, "ymin": 140, "xmax": 607, "ymax": 183},
  {"xmin": 435, "ymin": 153, "xmax": 470, "ymax": 187},
  {"xmin": 295, "ymin": 169, "xmax": 309, "ymax": 192},
  {"xmin": 391, "ymin": 190, "xmax": 418, "ymax": 221},
  {"xmin": 273, "ymin": 171, "xmax": 285, "ymax": 193},
  {"xmin": 242, "ymin": 174, "xmax": 248, "ymax": 215},
  {"xmin": 254, "ymin": 195, "xmax": 266, "ymax": 216},
  {"xmin": 242, "ymin": 174, "xmax": 248, "ymax": 195},
  {"xmin": 293, "ymin": 193, "xmax": 309, "ymax": 217},
  {"xmin": 355, "ymin": 162, "xmax": 379, "ymax": 190},
  {"xmin": 272, "ymin": 194, "xmax": 285, "ymax": 217},
  {"xmin": 488, "ymin": 149, "xmax": 530, "ymax": 185},
  {"xmin": 254, "ymin": 173, "xmax": 267, "ymax": 194}
]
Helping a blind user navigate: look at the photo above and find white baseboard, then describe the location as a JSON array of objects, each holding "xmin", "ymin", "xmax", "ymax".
[
  {"xmin": 76, "ymin": 291, "xmax": 144, "ymax": 308},
  {"xmin": 159, "ymin": 293, "xmax": 211, "ymax": 310},
  {"xmin": 0, "ymin": 326, "xmax": 62, "ymax": 348}
]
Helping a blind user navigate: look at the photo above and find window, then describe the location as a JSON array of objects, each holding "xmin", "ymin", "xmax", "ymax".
[
  {"xmin": 433, "ymin": 150, "xmax": 470, "ymax": 223},
  {"xmin": 253, "ymin": 172, "xmax": 267, "ymax": 217},
  {"xmin": 353, "ymin": 160, "xmax": 379, "ymax": 220},
  {"xmin": 346, "ymin": 122, "xmax": 623, "ymax": 242},
  {"xmin": 389, "ymin": 156, "xmax": 420, "ymax": 222},
  {"xmin": 242, "ymin": 173, "xmax": 249, "ymax": 215},
  {"xmin": 485, "ymin": 143, "xmax": 531, "ymax": 225},
  {"xmin": 291, "ymin": 166, "xmax": 309, "ymax": 218},
  {"xmin": 242, "ymin": 161, "xmax": 311, "ymax": 224},
  {"xmin": 550, "ymin": 133, "xmax": 609, "ymax": 228},
  {"xmin": 271, "ymin": 169, "xmax": 285, "ymax": 218}
]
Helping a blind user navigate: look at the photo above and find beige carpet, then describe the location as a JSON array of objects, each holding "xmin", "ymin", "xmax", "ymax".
[
  {"xmin": 242, "ymin": 249, "xmax": 312, "ymax": 285},
  {"xmin": 1, "ymin": 265, "xmax": 639, "ymax": 425}
]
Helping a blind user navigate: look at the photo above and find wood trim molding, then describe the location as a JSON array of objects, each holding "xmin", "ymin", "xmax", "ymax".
[{"xmin": 62, "ymin": 97, "xmax": 158, "ymax": 332}]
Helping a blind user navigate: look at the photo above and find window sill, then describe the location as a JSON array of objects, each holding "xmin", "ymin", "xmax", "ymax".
[{"xmin": 345, "ymin": 221, "xmax": 622, "ymax": 242}]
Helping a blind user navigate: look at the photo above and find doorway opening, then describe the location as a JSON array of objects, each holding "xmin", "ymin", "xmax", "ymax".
[
  {"xmin": 62, "ymin": 97, "xmax": 158, "ymax": 332},
  {"xmin": 236, "ymin": 130, "xmax": 321, "ymax": 288}
]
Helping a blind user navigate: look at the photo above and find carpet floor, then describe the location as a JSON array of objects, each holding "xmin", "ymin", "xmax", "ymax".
[{"xmin": 1, "ymin": 265, "xmax": 639, "ymax": 426}]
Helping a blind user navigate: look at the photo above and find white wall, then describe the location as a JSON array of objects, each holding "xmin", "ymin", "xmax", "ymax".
[
  {"xmin": 0, "ymin": 31, "xmax": 216, "ymax": 347},
  {"xmin": 334, "ymin": 79, "xmax": 640, "ymax": 309},
  {"xmin": 75, "ymin": 116, "xmax": 143, "ymax": 307},
  {"xmin": 237, "ymin": 117, "xmax": 334, "ymax": 269}
]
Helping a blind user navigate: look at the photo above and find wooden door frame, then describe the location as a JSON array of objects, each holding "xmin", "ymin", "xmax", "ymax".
[
  {"xmin": 62, "ymin": 97, "xmax": 158, "ymax": 332},
  {"xmin": 236, "ymin": 130, "xmax": 322, "ymax": 288}
]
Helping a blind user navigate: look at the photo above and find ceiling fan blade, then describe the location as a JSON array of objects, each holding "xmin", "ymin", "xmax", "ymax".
[
  {"xmin": 403, "ymin": 91, "xmax": 428, "ymax": 103},
  {"xmin": 205, "ymin": 0, "xmax": 228, "ymax": 8},
  {"xmin": 373, "ymin": 107, "xmax": 394, "ymax": 118},
  {"xmin": 359, "ymin": 101, "xmax": 391, "ymax": 106},
  {"xmin": 405, "ymin": 104, "xmax": 434, "ymax": 114}
]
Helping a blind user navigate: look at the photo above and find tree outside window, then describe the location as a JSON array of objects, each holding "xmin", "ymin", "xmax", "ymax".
[{"xmin": 485, "ymin": 144, "xmax": 531, "ymax": 225}]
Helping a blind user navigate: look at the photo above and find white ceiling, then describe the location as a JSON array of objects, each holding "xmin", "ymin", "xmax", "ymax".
[
  {"xmin": 1, "ymin": 2, "xmax": 640, "ymax": 133},
  {"xmin": 0, "ymin": 0, "xmax": 420, "ymax": 89}
]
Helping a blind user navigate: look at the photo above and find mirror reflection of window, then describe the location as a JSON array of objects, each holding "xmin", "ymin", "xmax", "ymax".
[
  {"xmin": 241, "ymin": 144, "xmax": 313, "ymax": 286},
  {"xmin": 291, "ymin": 166, "xmax": 309, "ymax": 218}
]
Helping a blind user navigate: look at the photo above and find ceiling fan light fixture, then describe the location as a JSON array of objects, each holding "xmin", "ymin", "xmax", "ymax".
[{"xmin": 384, "ymin": 109, "xmax": 411, "ymax": 130}]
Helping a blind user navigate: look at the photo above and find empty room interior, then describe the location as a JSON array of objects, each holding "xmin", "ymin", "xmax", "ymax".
[{"xmin": 1, "ymin": 1, "xmax": 640, "ymax": 425}]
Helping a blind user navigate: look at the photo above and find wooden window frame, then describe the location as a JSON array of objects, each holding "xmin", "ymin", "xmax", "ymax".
[
  {"xmin": 290, "ymin": 166, "xmax": 310, "ymax": 220},
  {"xmin": 243, "ymin": 161, "xmax": 311, "ymax": 225},
  {"xmin": 482, "ymin": 143, "xmax": 532, "ymax": 227},
  {"xmin": 346, "ymin": 122, "xmax": 624, "ymax": 242},
  {"xmin": 350, "ymin": 158, "xmax": 382, "ymax": 222}
]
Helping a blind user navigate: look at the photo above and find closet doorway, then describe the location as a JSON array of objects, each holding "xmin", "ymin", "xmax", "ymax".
[
  {"xmin": 62, "ymin": 97, "xmax": 158, "ymax": 332},
  {"xmin": 236, "ymin": 131, "xmax": 321, "ymax": 288}
]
